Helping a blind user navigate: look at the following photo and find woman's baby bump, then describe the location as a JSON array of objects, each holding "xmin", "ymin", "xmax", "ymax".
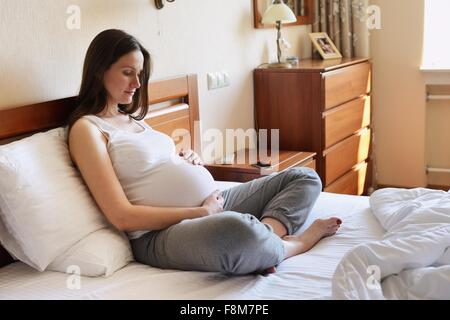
[{"xmin": 124, "ymin": 158, "xmax": 217, "ymax": 207}]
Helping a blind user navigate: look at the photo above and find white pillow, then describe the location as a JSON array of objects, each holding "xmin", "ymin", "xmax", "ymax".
[
  {"xmin": 0, "ymin": 127, "xmax": 133, "ymax": 275},
  {"xmin": 48, "ymin": 228, "xmax": 133, "ymax": 277}
]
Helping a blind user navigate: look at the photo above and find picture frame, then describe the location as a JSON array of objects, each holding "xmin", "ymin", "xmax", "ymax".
[{"xmin": 309, "ymin": 32, "xmax": 342, "ymax": 60}]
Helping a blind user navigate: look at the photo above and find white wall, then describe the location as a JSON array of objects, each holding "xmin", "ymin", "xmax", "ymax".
[
  {"xmin": 0, "ymin": 0, "xmax": 312, "ymax": 150},
  {"xmin": 370, "ymin": 0, "xmax": 427, "ymax": 187}
]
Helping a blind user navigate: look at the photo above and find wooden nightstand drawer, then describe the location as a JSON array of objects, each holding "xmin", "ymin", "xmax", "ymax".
[
  {"xmin": 323, "ymin": 128, "xmax": 371, "ymax": 185},
  {"xmin": 296, "ymin": 159, "xmax": 316, "ymax": 171},
  {"xmin": 323, "ymin": 96, "xmax": 371, "ymax": 149},
  {"xmin": 324, "ymin": 62, "xmax": 371, "ymax": 110},
  {"xmin": 206, "ymin": 169, "xmax": 260, "ymax": 183},
  {"xmin": 324, "ymin": 162, "xmax": 368, "ymax": 195}
]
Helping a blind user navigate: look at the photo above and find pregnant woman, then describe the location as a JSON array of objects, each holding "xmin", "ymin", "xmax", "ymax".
[{"xmin": 68, "ymin": 29, "xmax": 341, "ymax": 275}]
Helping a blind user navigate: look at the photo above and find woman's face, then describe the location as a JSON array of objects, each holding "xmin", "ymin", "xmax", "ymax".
[{"xmin": 103, "ymin": 50, "xmax": 144, "ymax": 106}]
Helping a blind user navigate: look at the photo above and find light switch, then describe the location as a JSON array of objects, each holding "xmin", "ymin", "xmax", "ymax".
[
  {"xmin": 207, "ymin": 73, "xmax": 218, "ymax": 90},
  {"xmin": 216, "ymin": 72, "xmax": 225, "ymax": 87},
  {"xmin": 207, "ymin": 71, "xmax": 230, "ymax": 90},
  {"xmin": 223, "ymin": 71, "xmax": 230, "ymax": 87}
]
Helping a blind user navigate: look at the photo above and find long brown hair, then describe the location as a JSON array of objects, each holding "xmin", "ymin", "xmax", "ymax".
[{"xmin": 68, "ymin": 29, "xmax": 151, "ymax": 130}]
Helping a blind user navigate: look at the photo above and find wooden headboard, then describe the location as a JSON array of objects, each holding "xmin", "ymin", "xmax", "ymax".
[{"xmin": 0, "ymin": 74, "xmax": 200, "ymax": 268}]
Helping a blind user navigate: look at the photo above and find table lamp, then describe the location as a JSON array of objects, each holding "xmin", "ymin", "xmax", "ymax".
[{"xmin": 262, "ymin": 0, "xmax": 297, "ymax": 68}]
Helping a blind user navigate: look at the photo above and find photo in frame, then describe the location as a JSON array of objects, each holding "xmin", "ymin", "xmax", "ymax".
[{"xmin": 309, "ymin": 32, "xmax": 342, "ymax": 60}]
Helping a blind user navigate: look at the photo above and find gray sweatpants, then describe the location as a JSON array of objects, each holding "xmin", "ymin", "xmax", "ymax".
[{"xmin": 130, "ymin": 167, "xmax": 322, "ymax": 275}]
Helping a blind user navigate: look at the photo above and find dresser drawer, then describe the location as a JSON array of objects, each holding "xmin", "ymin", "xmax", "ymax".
[
  {"xmin": 324, "ymin": 62, "xmax": 371, "ymax": 110},
  {"xmin": 323, "ymin": 96, "xmax": 371, "ymax": 149},
  {"xmin": 323, "ymin": 128, "xmax": 371, "ymax": 185},
  {"xmin": 324, "ymin": 162, "xmax": 368, "ymax": 195}
]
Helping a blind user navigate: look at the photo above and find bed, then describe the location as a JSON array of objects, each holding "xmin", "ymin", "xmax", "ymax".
[
  {"xmin": 0, "ymin": 191, "xmax": 382, "ymax": 300},
  {"xmin": 0, "ymin": 75, "xmax": 448, "ymax": 300}
]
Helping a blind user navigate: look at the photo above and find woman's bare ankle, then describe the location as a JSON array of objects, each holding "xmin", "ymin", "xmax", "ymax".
[{"xmin": 282, "ymin": 217, "xmax": 342, "ymax": 259}]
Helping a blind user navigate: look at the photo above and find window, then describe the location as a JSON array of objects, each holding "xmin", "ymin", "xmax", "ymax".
[{"xmin": 422, "ymin": 0, "xmax": 450, "ymax": 70}]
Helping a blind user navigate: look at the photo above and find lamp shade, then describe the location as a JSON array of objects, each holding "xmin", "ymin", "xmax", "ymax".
[{"xmin": 261, "ymin": 0, "xmax": 297, "ymax": 24}]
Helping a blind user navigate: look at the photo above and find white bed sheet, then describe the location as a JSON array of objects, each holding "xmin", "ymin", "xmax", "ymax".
[{"xmin": 0, "ymin": 187, "xmax": 385, "ymax": 300}]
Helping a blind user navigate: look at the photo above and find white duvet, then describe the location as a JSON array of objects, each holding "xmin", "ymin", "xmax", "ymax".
[{"xmin": 332, "ymin": 188, "xmax": 450, "ymax": 300}]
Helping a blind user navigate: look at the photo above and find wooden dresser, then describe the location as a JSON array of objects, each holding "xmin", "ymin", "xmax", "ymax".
[{"xmin": 254, "ymin": 58, "xmax": 372, "ymax": 195}]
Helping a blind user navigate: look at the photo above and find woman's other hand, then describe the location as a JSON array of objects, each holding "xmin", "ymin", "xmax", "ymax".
[
  {"xmin": 179, "ymin": 149, "xmax": 204, "ymax": 165},
  {"xmin": 202, "ymin": 190, "xmax": 224, "ymax": 215}
]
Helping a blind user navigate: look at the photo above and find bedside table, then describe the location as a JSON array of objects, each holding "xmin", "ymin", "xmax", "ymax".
[{"xmin": 205, "ymin": 150, "xmax": 316, "ymax": 182}]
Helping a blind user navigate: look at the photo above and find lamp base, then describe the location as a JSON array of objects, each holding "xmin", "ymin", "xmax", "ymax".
[{"xmin": 267, "ymin": 62, "xmax": 293, "ymax": 69}]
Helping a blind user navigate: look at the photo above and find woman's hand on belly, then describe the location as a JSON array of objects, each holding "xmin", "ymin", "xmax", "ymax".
[
  {"xmin": 179, "ymin": 149, "xmax": 203, "ymax": 165},
  {"xmin": 201, "ymin": 190, "xmax": 224, "ymax": 215}
]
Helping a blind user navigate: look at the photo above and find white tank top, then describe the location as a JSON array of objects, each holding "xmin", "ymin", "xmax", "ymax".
[{"xmin": 83, "ymin": 115, "xmax": 216, "ymax": 239}]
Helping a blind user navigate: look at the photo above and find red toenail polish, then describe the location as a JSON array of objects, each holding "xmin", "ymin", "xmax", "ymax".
[{"xmin": 337, "ymin": 219, "xmax": 342, "ymax": 225}]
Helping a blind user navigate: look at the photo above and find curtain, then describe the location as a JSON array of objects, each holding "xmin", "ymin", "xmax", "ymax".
[{"xmin": 312, "ymin": 0, "xmax": 370, "ymax": 58}]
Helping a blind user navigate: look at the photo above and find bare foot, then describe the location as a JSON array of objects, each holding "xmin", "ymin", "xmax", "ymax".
[
  {"xmin": 282, "ymin": 217, "xmax": 342, "ymax": 259},
  {"xmin": 252, "ymin": 265, "xmax": 277, "ymax": 276},
  {"xmin": 263, "ymin": 266, "xmax": 277, "ymax": 275}
]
